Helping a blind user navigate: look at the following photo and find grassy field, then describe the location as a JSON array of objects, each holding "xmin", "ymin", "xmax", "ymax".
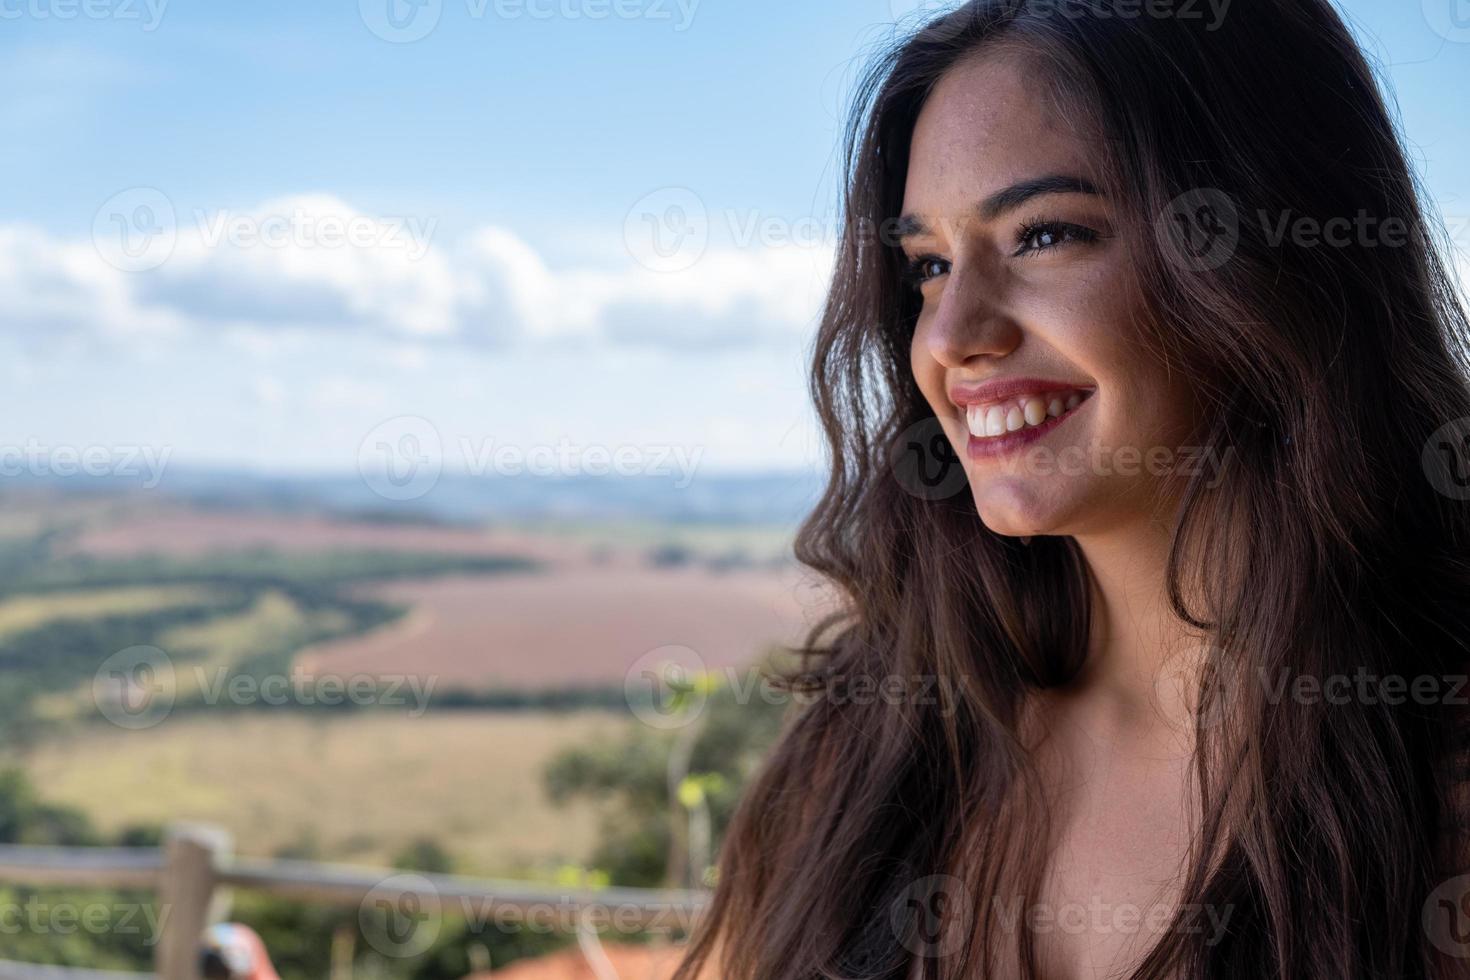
[
  {"xmin": 297, "ymin": 566, "xmax": 821, "ymax": 689},
  {"xmin": 63, "ymin": 509, "xmax": 797, "ymax": 567},
  {"xmin": 506, "ymin": 517, "xmax": 799, "ymax": 564},
  {"xmin": 1, "ymin": 498, "xmax": 797, "ymax": 886},
  {"xmin": 157, "ymin": 589, "xmax": 352, "ymax": 671},
  {"xmin": 9, "ymin": 504, "xmax": 816, "ymax": 699},
  {"xmin": 0, "ymin": 585, "xmax": 220, "ymax": 640},
  {"xmin": 17, "ymin": 710, "xmax": 633, "ymax": 878}
]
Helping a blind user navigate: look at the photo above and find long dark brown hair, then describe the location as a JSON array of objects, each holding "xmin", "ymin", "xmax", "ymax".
[{"xmin": 675, "ymin": 1, "xmax": 1470, "ymax": 977}]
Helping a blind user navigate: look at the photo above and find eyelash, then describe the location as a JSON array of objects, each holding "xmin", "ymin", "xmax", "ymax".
[
  {"xmin": 1014, "ymin": 216, "xmax": 1100, "ymax": 255},
  {"xmin": 899, "ymin": 217, "xmax": 1102, "ymax": 289}
]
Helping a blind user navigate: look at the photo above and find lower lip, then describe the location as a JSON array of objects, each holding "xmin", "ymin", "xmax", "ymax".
[{"xmin": 965, "ymin": 397, "xmax": 1091, "ymax": 461}]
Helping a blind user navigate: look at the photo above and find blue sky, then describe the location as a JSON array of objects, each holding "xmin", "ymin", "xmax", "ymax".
[{"xmin": 3, "ymin": 0, "xmax": 1467, "ymax": 480}]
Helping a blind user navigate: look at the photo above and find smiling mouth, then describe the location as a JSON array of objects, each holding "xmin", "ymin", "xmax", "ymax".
[{"xmin": 960, "ymin": 386, "xmax": 1095, "ymax": 458}]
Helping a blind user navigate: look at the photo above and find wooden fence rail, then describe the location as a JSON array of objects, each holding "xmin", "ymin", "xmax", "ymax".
[{"xmin": 0, "ymin": 823, "xmax": 709, "ymax": 980}]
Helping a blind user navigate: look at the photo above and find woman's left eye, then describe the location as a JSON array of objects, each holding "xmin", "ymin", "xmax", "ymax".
[
  {"xmin": 1014, "ymin": 220, "xmax": 1099, "ymax": 256},
  {"xmin": 900, "ymin": 255, "xmax": 951, "ymax": 290}
]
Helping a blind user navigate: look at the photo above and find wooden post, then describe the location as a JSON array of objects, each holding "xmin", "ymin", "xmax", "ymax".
[{"xmin": 156, "ymin": 824, "xmax": 233, "ymax": 980}]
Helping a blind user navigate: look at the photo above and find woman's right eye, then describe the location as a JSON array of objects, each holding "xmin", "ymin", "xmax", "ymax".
[{"xmin": 901, "ymin": 255, "xmax": 950, "ymax": 290}]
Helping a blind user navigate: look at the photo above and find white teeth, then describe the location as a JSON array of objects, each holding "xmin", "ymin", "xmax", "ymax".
[
  {"xmin": 985, "ymin": 406, "xmax": 1006, "ymax": 437},
  {"xmin": 963, "ymin": 389, "xmax": 1090, "ymax": 440},
  {"xmin": 966, "ymin": 405, "xmax": 986, "ymax": 438}
]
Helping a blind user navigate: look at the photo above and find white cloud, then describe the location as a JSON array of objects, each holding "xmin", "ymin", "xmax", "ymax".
[
  {"xmin": 309, "ymin": 375, "xmax": 389, "ymax": 410},
  {"xmin": 565, "ymin": 246, "xmax": 834, "ymax": 349},
  {"xmin": 140, "ymin": 194, "xmax": 458, "ymax": 339},
  {"xmin": 250, "ymin": 375, "xmax": 287, "ymax": 408},
  {"xmin": 0, "ymin": 224, "xmax": 187, "ymax": 342},
  {"xmin": 1, "ymin": 194, "xmax": 834, "ymax": 354}
]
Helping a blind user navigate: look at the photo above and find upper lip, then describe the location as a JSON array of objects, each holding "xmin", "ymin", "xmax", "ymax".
[{"xmin": 947, "ymin": 376, "xmax": 1094, "ymax": 408}]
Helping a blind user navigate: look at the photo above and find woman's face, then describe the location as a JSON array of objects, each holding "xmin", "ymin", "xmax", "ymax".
[{"xmin": 901, "ymin": 49, "xmax": 1198, "ymax": 538}]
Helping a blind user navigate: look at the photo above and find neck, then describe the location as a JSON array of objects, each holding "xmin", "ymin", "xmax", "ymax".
[{"xmin": 1068, "ymin": 518, "xmax": 1199, "ymax": 728}]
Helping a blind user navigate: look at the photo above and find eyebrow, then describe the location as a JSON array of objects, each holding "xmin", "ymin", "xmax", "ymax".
[{"xmin": 896, "ymin": 174, "xmax": 1103, "ymax": 239}]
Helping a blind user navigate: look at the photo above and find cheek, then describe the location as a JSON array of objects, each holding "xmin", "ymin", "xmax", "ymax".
[
  {"xmin": 1021, "ymin": 273, "xmax": 1176, "ymax": 437},
  {"xmin": 1059, "ymin": 319, "xmax": 1194, "ymax": 453},
  {"xmin": 909, "ymin": 317, "xmax": 947, "ymax": 413},
  {"xmin": 1019, "ymin": 267, "xmax": 1138, "ymax": 370}
]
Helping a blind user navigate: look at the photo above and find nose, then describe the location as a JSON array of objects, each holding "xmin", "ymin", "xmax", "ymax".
[{"xmin": 918, "ymin": 269, "xmax": 1023, "ymax": 370}]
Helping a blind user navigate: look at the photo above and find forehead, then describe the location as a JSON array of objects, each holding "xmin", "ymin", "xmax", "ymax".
[{"xmin": 903, "ymin": 48, "xmax": 1102, "ymax": 215}]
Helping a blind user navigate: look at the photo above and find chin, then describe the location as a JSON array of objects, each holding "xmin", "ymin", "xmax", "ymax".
[{"xmin": 969, "ymin": 479, "xmax": 1077, "ymax": 538}]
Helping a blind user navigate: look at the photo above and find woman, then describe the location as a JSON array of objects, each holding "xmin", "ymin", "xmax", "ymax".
[{"xmin": 676, "ymin": 1, "xmax": 1470, "ymax": 978}]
